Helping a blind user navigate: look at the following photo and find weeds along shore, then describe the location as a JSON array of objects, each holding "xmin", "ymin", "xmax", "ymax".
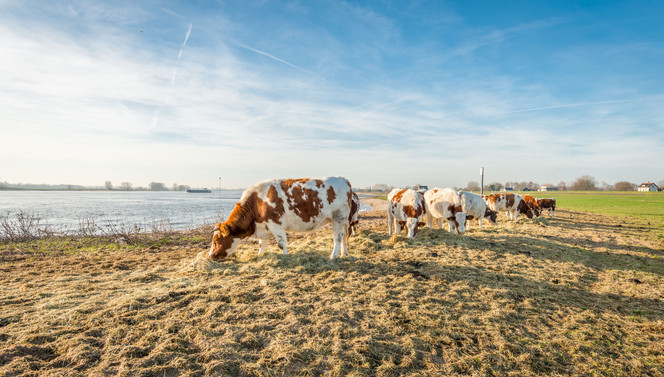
[{"xmin": 1, "ymin": 203, "xmax": 663, "ymax": 376}]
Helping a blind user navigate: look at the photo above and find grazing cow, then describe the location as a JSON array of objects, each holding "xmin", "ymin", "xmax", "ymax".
[
  {"xmin": 209, "ymin": 177, "xmax": 353, "ymax": 261},
  {"xmin": 348, "ymin": 191, "xmax": 360, "ymax": 236},
  {"xmin": 387, "ymin": 188, "xmax": 426, "ymax": 238},
  {"xmin": 424, "ymin": 188, "xmax": 467, "ymax": 235},
  {"xmin": 537, "ymin": 198, "xmax": 556, "ymax": 217},
  {"xmin": 522, "ymin": 194, "xmax": 542, "ymax": 217},
  {"xmin": 458, "ymin": 190, "xmax": 497, "ymax": 230},
  {"xmin": 484, "ymin": 193, "xmax": 534, "ymax": 220}
]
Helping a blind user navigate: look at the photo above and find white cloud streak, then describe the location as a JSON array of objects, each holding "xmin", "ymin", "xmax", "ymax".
[
  {"xmin": 226, "ymin": 38, "xmax": 324, "ymax": 80},
  {"xmin": 152, "ymin": 23, "xmax": 193, "ymax": 128}
]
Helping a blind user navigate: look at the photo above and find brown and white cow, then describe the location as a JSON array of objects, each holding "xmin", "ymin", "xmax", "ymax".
[
  {"xmin": 387, "ymin": 188, "xmax": 426, "ymax": 238},
  {"xmin": 484, "ymin": 193, "xmax": 534, "ymax": 220},
  {"xmin": 209, "ymin": 177, "xmax": 353, "ymax": 261},
  {"xmin": 536, "ymin": 198, "xmax": 556, "ymax": 217},
  {"xmin": 522, "ymin": 194, "xmax": 542, "ymax": 217},
  {"xmin": 424, "ymin": 188, "xmax": 466, "ymax": 235},
  {"xmin": 458, "ymin": 190, "xmax": 497, "ymax": 230}
]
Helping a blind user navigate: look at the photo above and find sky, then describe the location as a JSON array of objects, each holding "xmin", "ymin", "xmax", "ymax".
[{"xmin": 1, "ymin": 0, "xmax": 663, "ymax": 189}]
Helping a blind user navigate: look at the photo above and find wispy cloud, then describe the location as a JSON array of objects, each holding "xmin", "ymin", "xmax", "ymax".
[
  {"xmin": 502, "ymin": 97, "xmax": 658, "ymax": 114},
  {"xmin": 151, "ymin": 23, "xmax": 193, "ymax": 128},
  {"xmin": 226, "ymin": 38, "xmax": 324, "ymax": 80}
]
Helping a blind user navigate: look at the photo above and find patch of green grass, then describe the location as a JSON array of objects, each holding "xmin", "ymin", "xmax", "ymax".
[{"xmin": 532, "ymin": 191, "xmax": 664, "ymax": 235}]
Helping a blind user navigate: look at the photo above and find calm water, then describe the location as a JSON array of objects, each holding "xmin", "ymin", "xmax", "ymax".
[
  {"xmin": 0, "ymin": 190, "xmax": 243, "ymax": 232},
  {"xmin": 0, "ymin": 190, "xmax": 371, "ymax": 233}
]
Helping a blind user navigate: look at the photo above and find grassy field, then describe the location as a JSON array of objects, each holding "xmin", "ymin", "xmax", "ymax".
[{"xmin": 0, "ymin": 194, "xmax": 663, "ymax": 376}]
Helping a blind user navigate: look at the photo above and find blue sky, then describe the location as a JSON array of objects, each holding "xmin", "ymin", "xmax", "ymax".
[{"xmin": 1, "ymin": 0, "xmax": 662, "ymax": 189}]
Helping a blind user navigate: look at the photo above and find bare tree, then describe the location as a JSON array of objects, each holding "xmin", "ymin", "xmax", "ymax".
[
  {"xmin": 557, "ymin": 181, "xmax": 567, "ymax": 191},
  {"xmin": 614, "ymin": 181, "xmax": 635, "ymax": 191},
  {"xmin": 149, "ymin": 182, "xmax": 167, "ymax": 191},
  {"xmin": 105, "ymin": 181, "xmax": 113, "ymax": 190},
  {"xmin": 120, "ymin": 182, "xmax": 132, "ymax": 191},
  {"xmin": 466, "ymin": 181, "xmax": 480, "ymax": 191},
  {"xmin": 571, "ymin": 175, "xmax": 597, "ymax": 191},
  {"xmin": 372, "ymin": 183, "xmax": 389, "ymax": 193}
]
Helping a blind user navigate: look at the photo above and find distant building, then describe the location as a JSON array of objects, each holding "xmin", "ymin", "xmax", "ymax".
[
  {"xmin": 522, "ymin": 187, "xmax": 532, "ymax": 191},
  {"xmin": 501, "ymin": 187, "xmax": 514, "ymax": 191},
  {"xmin": 539, "ymin": 184, "xmax": 559, "ymax": 192},
  {"xmin": 414, "ymin": 184, "xmax": 428, "ymax": 191},
  {"xmin": 637, "ymin": 182, "xmax": 659, "ymax": 192}
]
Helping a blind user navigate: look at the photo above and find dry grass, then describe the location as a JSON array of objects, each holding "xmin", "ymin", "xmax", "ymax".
[{"xmin": 1, "ymin": 201, "xmax": 663, "ymax": 376}]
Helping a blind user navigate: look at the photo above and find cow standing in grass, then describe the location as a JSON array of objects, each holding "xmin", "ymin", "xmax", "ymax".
[
  {"xmin": 424, "ymin": 188, "xmax": 467, "ymax": 235},
  {"xmin": 209, "ymin": 177, "xmax": 353, "ymax": 261},
  {"xmin": 484, "ymin": 193, "xmax": 534, "ymax": 221},
  {"xmin": 458, "ymin": 190, "xmax": 497, "ymax": 230},
  {"xmin": 537, "ymin": 198, "xmax": 557, "ymax": 217},
  {"xmin": 387, "ymin": 188, "xmax": 426, "ymax": 238}
]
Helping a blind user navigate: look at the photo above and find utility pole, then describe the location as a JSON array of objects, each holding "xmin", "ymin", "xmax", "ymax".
[
  {"xmin": 218, "ymin": 177, "xmax": 222, "ymax": 200},
  {"xmin": 480, "ymin": 167, "xmax": 484, "ymax": 196}
]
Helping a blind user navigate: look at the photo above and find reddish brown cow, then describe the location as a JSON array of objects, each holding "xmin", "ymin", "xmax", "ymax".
[
  {"xmin": 536, "ymin": 198, "xmax": 556, "ymax": 217},
  {"xmin": 522, "ymin": 195, "xmax": 542, "ymax": 217}
]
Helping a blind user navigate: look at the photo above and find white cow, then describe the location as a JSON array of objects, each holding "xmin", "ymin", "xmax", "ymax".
[
  {"xmin": 209, "ymin": 177, "xmax": 353, "ymax": 261},
  {"xmin": 387, "ymin": 188, "xmax": 426, "ymax": 238},
  {"xmin": 458, "ymin": 190, "xmax": 497, "ymax": 230},
  {"xmin": 424, "ymin": 188, "xmax": 466, "ymax": 235}
]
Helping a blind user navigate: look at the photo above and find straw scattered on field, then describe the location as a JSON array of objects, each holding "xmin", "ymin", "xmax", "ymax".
[{"xmin": 1, "ymin": 198, "xmax": 662, "ymax": 376}]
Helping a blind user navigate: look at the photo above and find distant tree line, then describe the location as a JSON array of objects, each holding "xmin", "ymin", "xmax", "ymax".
[
  {"xmin": 353, "ymin": 176, "xmax": 664, "ymax": 193},
  {"xmin": 104, "ymin": 181, "xmax": 191, "ymax": 191}
]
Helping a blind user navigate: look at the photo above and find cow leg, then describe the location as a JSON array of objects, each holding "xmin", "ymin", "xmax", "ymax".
[
  {"xmin": 258, "ymin": 239, "xmax": 268, "ymax": 254},
  {"xmin": 395, "ymin": 221, "xmax": 402, "ymax": 235},
  {"xmin": 479, "ymin": 217, "xmax": 483, "ymax": 230},
  {"xmin": 341, "ymin": 223, "xmax": 350, "ymax": 257},
  {"xmin": 272, "ymin": 231, "xmax": 288, "ymax": 254},
  {"xmin": 330, "ymin": 220, "xmax": 346, "ymax": 260},
  {"xmin": 426, "ymin": 212, "xmax": 433, "ymax": 228},
  {"xmin": 447, "ymin": 220, "xmax": 454, "ymax": 233},
  {"xmin": 388, "ymin": 211, "xmax": 394, "ymax": 235},
  {"xmin": 436, "ymin": 218, "xmax": 443, "ymax": 229},
  {"xmin": 513, "ymin": 211, "xmax": 518, "ymax": 221}
]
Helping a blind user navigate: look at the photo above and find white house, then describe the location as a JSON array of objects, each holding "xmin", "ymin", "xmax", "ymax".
[
  {"xmin": 539, "ymin": 184, "xmax": 559, "ymax": 192},
  {"xmin": 637, "ymin": 182, "xmax": 659, "ymax": 192}
]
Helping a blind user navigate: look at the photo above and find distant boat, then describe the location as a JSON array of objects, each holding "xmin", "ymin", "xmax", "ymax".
[{"xmin": 186, "ymin": 189, "xmax": 212, "ymax": 193}]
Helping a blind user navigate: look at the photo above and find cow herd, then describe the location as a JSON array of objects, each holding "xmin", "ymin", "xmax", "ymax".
[
  {"xmin": 388, "ymin": 188, "xmax": 556, "ymax": 239},
  {"xmin": 208, "ymin": 177, "xmax": 556, "ymax": 261}
]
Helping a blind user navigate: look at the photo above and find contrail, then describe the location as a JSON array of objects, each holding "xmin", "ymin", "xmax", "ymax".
[
  {"xmin": 152, "ymin": 23, "xmax": 193, "ymax": 128},
  {"xmin": 503, "ymin": 98, "xmax": 652, "ymax": 114},
  {"xmin": 227, "ymin": 38, "xmax": 323, "ymax": 79}
]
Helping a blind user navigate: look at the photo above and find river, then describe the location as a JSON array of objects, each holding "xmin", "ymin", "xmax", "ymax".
[{"xmin": 0, "ymin": 190, "xmax": 371, "ymax": 234}]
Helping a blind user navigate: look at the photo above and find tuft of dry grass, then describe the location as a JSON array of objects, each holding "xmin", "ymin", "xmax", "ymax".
[{"xmin": 0, "ymin": 201, "xmax": 662, "ymax": 376}]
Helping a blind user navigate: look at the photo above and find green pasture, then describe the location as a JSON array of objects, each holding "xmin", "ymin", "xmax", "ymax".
[{"xmin": 533, "ymin": 191, "xmax": 664, "ymax": 220}]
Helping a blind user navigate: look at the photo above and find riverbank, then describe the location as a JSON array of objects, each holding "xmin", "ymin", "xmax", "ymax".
[{"xmin": 1, "ymin": 200, "xmax": 663, "ymax": 376}]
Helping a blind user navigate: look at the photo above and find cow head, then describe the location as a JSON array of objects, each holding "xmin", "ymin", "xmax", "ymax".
[
  {"xmin": 397, "ymin": 219, "xmax": 426, "ymax": 238},
  {"xmin": 484, "ymin": 208, "xmax": 498, "ymax": 224},
  {"xmin": 517, "ymin": 200, "xmax": 534, "ymax": 219},
  {"xmin": 447, "ymin": 204, "xmax": 466, "ymax": 235},
  {"xmin": 209, "ymin": 222, "xmax": 242, "ymax": 260}
]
